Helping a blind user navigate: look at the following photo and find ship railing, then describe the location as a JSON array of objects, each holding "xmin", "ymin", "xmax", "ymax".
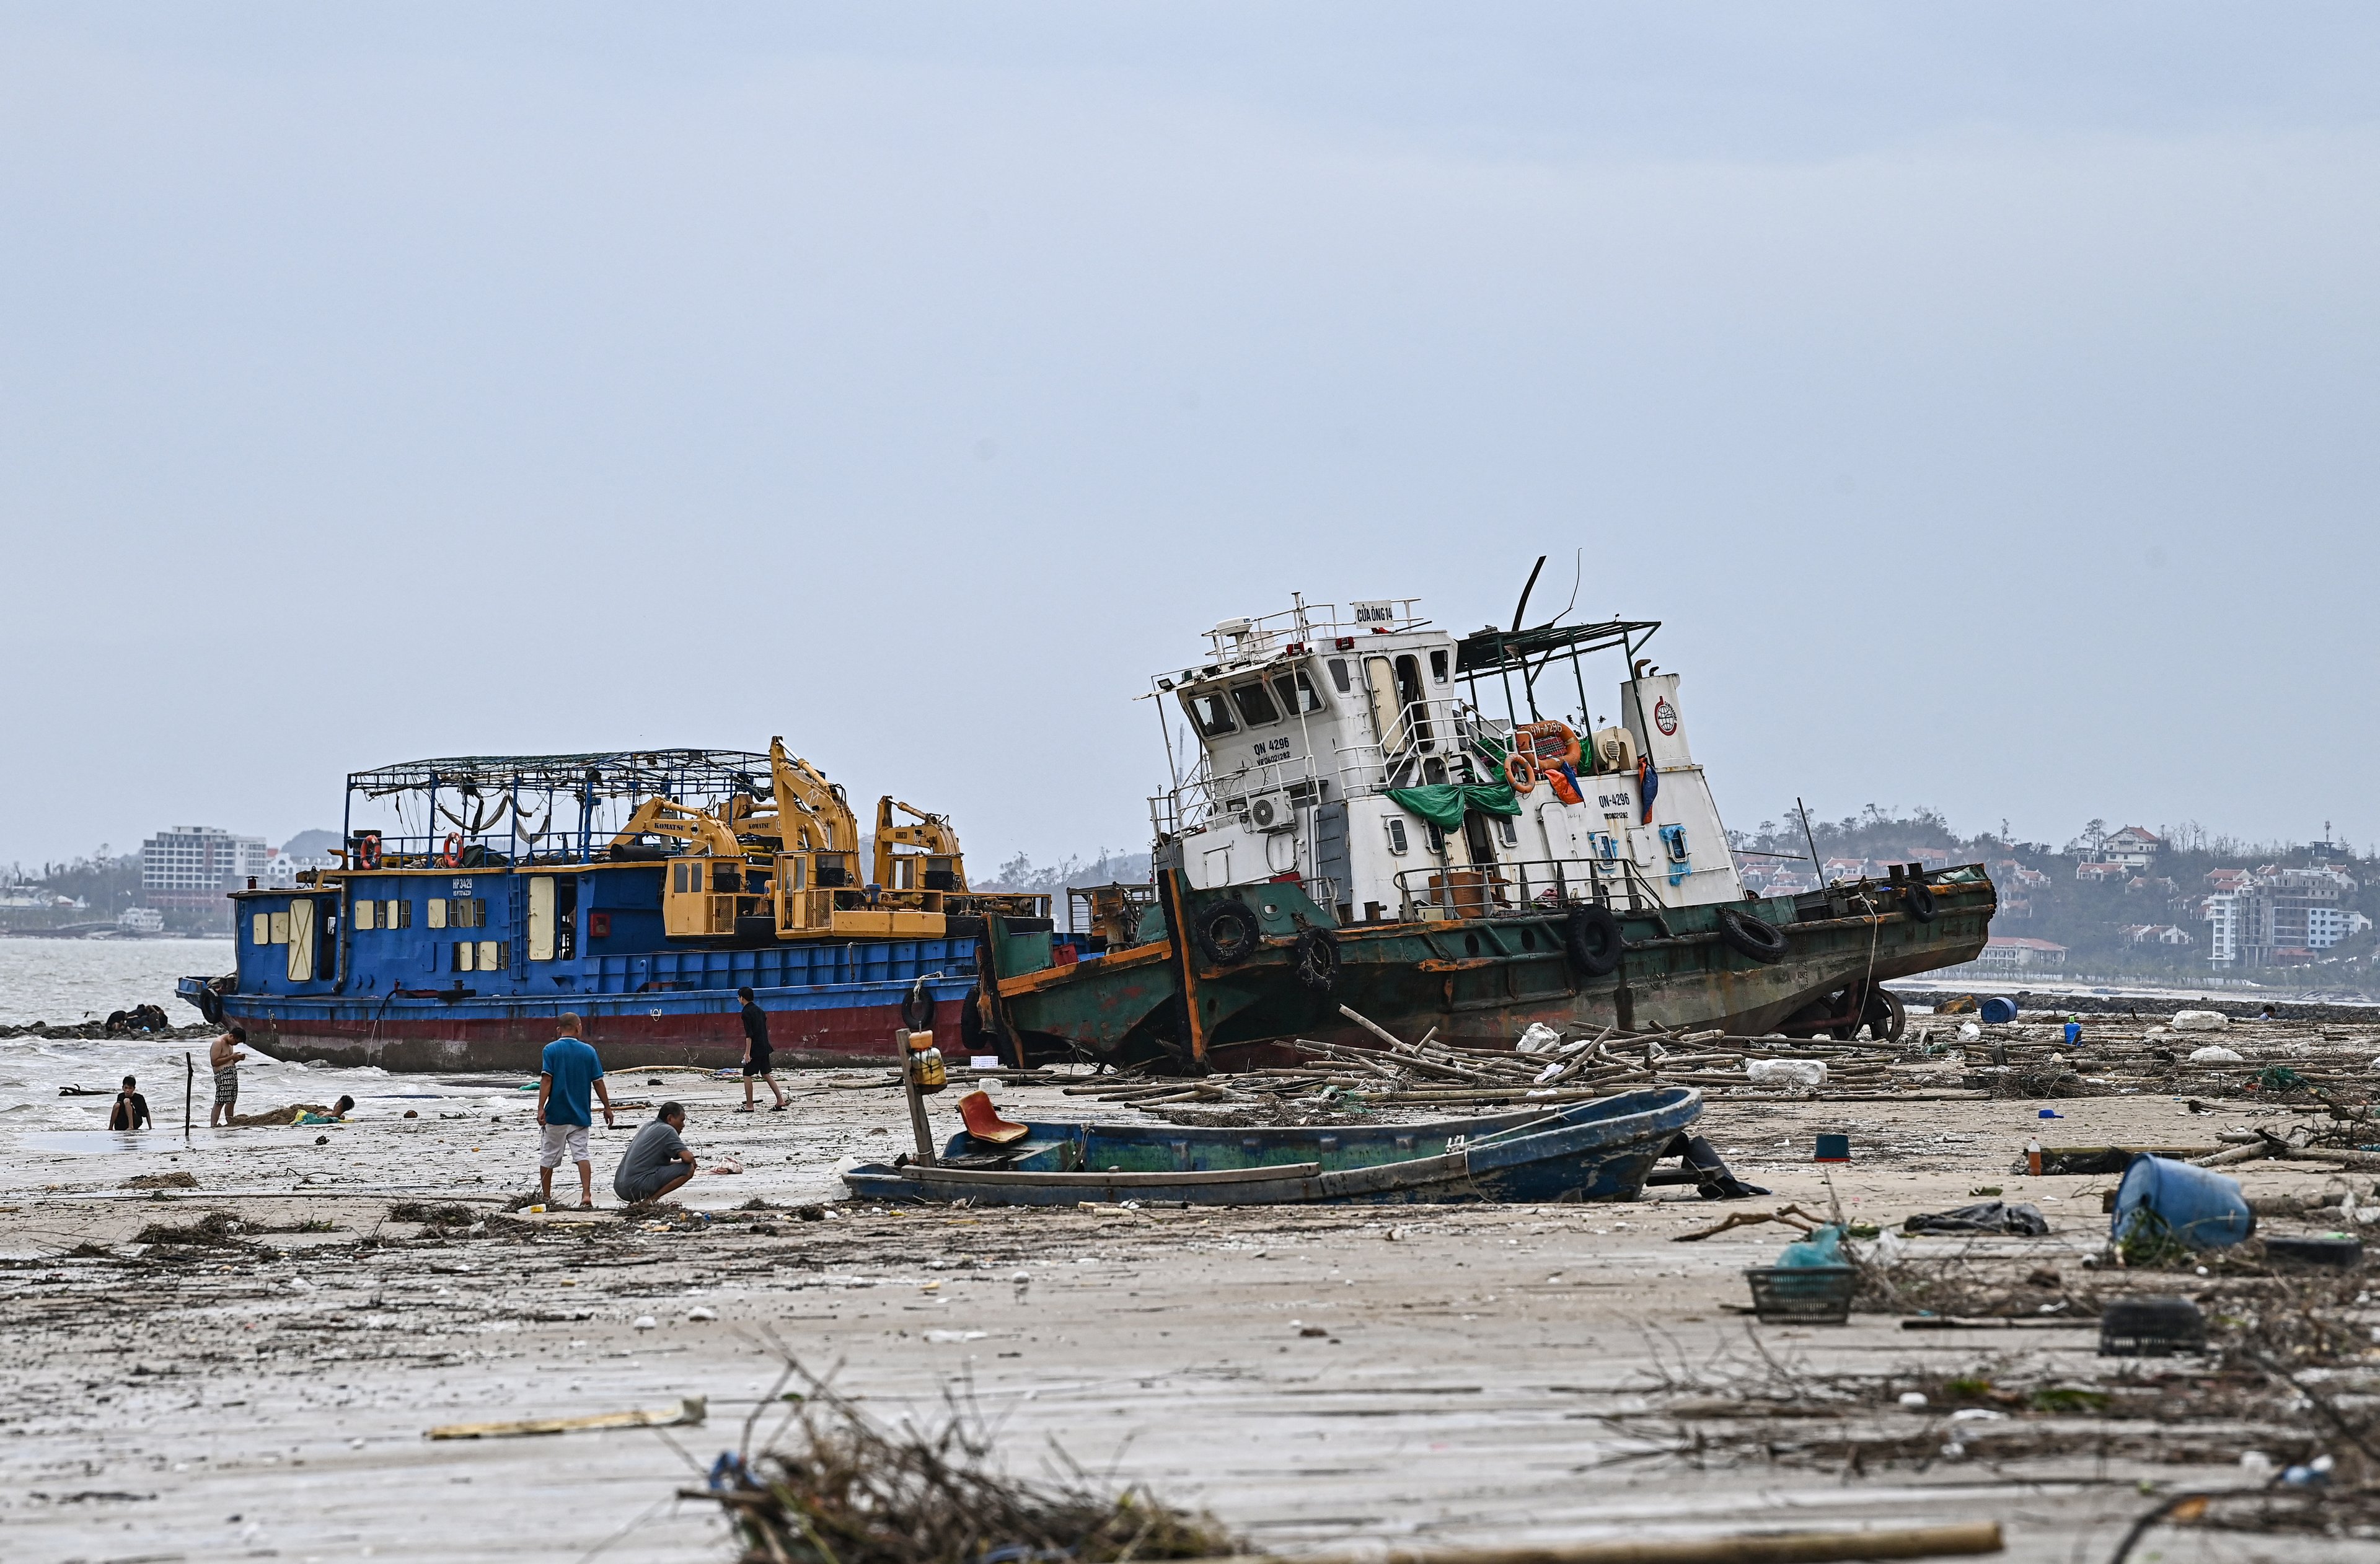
[
  {"xmin": 1328, "ymin": 695, "xmax": 1492, "ymax": 797},
  {"xmin": 1186, "ymin": 599, "xmax": 1429, "ymax": 667},
  {"xmin": 1387, "ymin": 854, "xmax": 1675, "ymax": 922},
  {"xmin": 1151, "ymin": 752, "xmax": 1331, "ymax": 838}
]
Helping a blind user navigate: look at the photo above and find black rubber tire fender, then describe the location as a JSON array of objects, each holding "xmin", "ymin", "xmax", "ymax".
[
  {"xmin": 900, "ymin": 977, "xmax": 935, "ymax": 1033},
  {"xmin": 196, "ymin": 986, "xmax": 224, "ymax": 1026},
  {"xmin": 1903, "ymin": 878, "xmax": 1937, "ymax": 922},
  {"xmin": 1291, "ymin": 927, "xmax": 1340, "ymax": 993},
  {"xmin": 1192, "ymin": 898, "xmax": 1261, "ymax": 965},
  {"xmin": 1562, "ymin": 903, "xmax": 1625, "ymax": 978},
  {"xmin": 1716, "ymin": 905, "xmax": 1791, "ymax": 964}
]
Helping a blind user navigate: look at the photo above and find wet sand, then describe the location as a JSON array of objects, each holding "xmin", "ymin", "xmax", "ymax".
[{"xmin": 2, "ymin": 1037, "xmax": 2369, "ymax": 1563}]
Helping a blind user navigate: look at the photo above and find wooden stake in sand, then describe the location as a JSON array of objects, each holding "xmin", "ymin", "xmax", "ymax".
[{"xmin": 183, "ymin": 1052, "xmax": 193, "ymax": 1140}]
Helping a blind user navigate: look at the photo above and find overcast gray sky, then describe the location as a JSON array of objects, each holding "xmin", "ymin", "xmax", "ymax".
[{"xmin": 4, "ymin": 4, "xmax": 2376, "ymax": 871}]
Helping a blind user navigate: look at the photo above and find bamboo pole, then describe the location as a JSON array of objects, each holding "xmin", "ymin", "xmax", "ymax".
[{"xmin": 1163, "ymin": 1520, "xmax": 2002, "ymax": 1564}]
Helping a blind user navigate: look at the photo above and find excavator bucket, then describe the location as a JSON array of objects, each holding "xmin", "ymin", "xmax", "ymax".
[{"xmin": 956, "ymin": 1090, "xmax": 1030, "ymax": 1146}]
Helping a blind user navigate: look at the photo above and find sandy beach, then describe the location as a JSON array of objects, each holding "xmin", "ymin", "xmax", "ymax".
[{"xmin": 4, "ymin": 1017, "xmax": 2374, "ymax": 1563}]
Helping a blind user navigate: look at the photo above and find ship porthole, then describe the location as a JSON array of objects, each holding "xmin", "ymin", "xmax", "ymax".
[
  {"xmin": 1520, "ymin": 927, "xmax": 1537, "ymax": 951},
  {"xmin": 1464, "ymin": 932, "xmax": 1480, "ymax": 957}
]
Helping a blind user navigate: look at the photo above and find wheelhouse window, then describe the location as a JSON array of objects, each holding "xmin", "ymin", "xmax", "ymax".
[
  {"xmin": 1385, "ymin": 818, "xmax": 1410, "ymax": 855},
  {"xmin": 1228, "ymin": 681, "xmax": 1282, "ymax": 727},
  {"xmin": 1182, "ymin": 689, "xmax": 1238, "ymax": 738},
  {"xmin": 1326, "ymin": 657, "xmax": 1352, "ymax": 694},
  {"xmin": 1270, "ymin": 669, "xmax": 1323, "ymax": 716},
  {"xmin": 1429, "ymin": 649, "xmax": 1450, "ymax": 683}
]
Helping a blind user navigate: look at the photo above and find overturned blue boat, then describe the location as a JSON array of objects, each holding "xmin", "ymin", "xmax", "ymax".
[{"xmin": 841, "ymin": 1086, "xmax": 1703, "ymax": 1206}]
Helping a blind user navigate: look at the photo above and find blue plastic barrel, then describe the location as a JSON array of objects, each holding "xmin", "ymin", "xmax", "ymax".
[
  {"xmin": 2111, "ymin": 1154, "xmax": 2255, "ymax": 1250},
  {"xmin": 1978, "ymin": 996, "xmax": 2019, "ymax": 1025}
]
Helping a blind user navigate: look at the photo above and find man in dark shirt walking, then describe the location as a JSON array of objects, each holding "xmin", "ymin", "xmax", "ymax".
[{"xmin": 738, "ymin": 985, "xmax": 787, "ymax": 1112}]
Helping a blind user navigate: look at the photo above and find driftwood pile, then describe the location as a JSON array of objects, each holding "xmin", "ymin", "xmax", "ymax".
[{"xmin": 1057, "ymin": 1006, "xmax": 1969, "ymax": 1118}]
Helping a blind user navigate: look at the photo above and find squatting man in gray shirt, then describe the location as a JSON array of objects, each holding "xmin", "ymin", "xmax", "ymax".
[{"xmin": 612, "ymin": 1102, "xmax": 698, "ymax": 1204}]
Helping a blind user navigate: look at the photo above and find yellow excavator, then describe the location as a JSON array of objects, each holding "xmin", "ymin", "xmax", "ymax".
[{"xmin": 622, "ymin": 737, "xmax": 1041, "ymax": 942}]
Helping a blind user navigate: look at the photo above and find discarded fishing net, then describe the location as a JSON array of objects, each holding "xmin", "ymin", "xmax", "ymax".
[{"xmin": 697, "ymin": 1356, "xmax": 1241, "ymax": 1564}]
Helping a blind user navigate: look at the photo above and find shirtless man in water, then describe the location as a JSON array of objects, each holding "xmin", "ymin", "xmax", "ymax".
[{"xmin": 209, "ymin": 1026, "xmax": 247, "ymax": 1127}]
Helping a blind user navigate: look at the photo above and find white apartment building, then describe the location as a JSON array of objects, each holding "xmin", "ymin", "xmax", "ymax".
[
  {"xmin": 2308, "ymin": 907, "xmax": 2373, "ymax": 948},
  {"xmin": 2205, "ymin": 866, "xmax": 2368, "ymax": 965},
  {"xmin": 2205, "ymin": 893, "xmax": 2242, "ymax": 964},
  {"xmin": 141, "ymin": 825, "xmax": 271, "ymax": 918}
]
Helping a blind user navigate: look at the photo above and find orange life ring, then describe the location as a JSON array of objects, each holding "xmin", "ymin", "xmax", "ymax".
[
  {"xmin": 1505, "ymin": 749, "xmax": 1538, "ymax": 794},
  {"xmin": 439, "ymin": 832, "xmax": 464, "ymax": 868},
  {"xmin": 1522, "ymin": 719, "xmax": 1582, "ymax": 770},
  {"xmin": 356, "ymin": 833, "xmax": 382, "ymax": 871}
]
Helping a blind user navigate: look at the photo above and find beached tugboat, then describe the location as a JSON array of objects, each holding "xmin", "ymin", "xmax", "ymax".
[
  {"xmin": 177, "ymin": 742, "xmax": 1047, "ymax": 1071},
  {"xmin": 976, "ymin": 595, "xmax": 1994, "ymax": 1069}
]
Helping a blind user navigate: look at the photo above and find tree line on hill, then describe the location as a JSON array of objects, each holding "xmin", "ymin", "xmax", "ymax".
[{"xmin": 1732, "ymin": 804, "xmax": 2379, "ymax": 988}]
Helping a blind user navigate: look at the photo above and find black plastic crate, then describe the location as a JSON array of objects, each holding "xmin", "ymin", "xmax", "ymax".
[
  {"xmin": 1743, "ymin": 1263, "xmax": 1857, "ymax": 1325},
  {"xmin": 2100, "ymin": 1295, "xmax": 2206, "ymax": 1357}
]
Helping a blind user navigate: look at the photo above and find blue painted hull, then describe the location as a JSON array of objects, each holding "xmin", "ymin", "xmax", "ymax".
[{"xmin": 841, "ymin": 1086, "xmax": 1702, "ymax": 1206}]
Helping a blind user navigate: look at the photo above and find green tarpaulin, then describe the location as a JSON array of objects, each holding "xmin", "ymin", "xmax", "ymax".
[{"xmin": 1385, "ymin": 783, "xmax": 1521, "ymax": 830}]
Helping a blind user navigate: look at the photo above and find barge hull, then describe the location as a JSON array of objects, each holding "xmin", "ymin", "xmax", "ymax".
[{"xmin": 205, "ymin": 983, "xmax": 974, "ymax": 1073}]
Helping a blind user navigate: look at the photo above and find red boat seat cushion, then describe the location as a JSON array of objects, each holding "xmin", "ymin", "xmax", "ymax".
[{"xmin": 958, "ymin": 1090, "xmax": 1030, "ymax": 1145}]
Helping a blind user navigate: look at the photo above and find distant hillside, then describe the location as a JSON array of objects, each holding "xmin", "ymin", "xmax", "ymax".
[
  {"xmin": 1733, "ymin": 805, "xmax": 2379, "ymax": 991},
  {"xmin": 283, "ymin": 829, "xmax": 342, "ymax": 858},
  {"xmin": 976, "ymin": 848, "xmax": 1152, "ymax": 896}
]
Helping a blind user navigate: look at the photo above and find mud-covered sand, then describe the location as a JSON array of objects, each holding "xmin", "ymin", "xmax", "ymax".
[{"xmin": 3, "ymin": 1024, "xmax": 2374, "ymax": 1563}]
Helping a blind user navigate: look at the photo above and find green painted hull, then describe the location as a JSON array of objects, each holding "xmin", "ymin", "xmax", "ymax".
[{"xmin": 994, "ymin": 868, "xmax": 1994, "ymax": 1069}]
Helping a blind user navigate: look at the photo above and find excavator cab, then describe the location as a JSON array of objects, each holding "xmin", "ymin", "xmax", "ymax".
[{"xmin": 663, "ymin": 853, "xmax": 777, "ymax": 939}]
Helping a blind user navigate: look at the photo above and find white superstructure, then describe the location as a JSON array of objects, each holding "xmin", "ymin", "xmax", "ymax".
[{"xmin": 1148, "ymin": 597, "xmax": 1746, "ymax": 923}]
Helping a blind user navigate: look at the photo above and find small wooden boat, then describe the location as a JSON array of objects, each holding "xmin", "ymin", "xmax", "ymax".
[{"xmin": 840, "ymin": 1086, "xmax": 1701, "ymax": 1206}]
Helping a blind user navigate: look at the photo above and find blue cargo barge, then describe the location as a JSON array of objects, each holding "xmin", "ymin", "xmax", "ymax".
[{"xmin": 177, "ymin": 743, "xmax": 1054, "ymax": 1072}]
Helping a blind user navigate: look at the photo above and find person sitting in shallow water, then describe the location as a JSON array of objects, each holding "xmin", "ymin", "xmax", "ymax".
[{"xmin": 108, "ymin": 1076, "xmax": 151, "ymax": 1131}]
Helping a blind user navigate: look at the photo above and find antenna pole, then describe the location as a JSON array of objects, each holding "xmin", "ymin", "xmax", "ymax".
[{"xmin": 1798, "ymin": 797, "xmax": 1824, "ymax": 887}]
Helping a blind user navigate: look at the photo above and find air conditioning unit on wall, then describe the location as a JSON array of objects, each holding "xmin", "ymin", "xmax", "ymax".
[{"xmin": 1248, "ymin": 793, "xmax": 1299, "ymax": 832}]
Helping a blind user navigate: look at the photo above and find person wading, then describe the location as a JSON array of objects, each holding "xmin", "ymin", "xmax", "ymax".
[
  {"xmin": 737, "ymin": 986, "xmax": 788, "ymax": 1112},
  {"xmin": 536, "ymin": 1013, "xmax": 615, "ymax": 1209},
  {"xmin": 209, "ymin": 1026, "xmax": 247, "ymax": 1128}
]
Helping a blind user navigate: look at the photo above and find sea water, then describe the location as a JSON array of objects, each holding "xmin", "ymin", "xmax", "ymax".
[{"xmin": 0, "ymin": 936, "xmax": 234, "ymax": 1027}]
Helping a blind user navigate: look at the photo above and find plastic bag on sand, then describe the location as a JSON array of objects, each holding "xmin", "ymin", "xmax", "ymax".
[
  {"xmin": 1746, "ymin": 1058, "xmax": 1827, "ymax": 1088},
  {"xmin": 1515, "ymin": 1022, "xmax": 1564, "ymax": 1055},
  {"xmin": 2188, "ymin": 1045, "xmax": 2244, "ymax": 1064},
  {"xmin": 1854, "ymin": 1228, "xmax": 1908, "ymax": 1272},
  {"xmin": 1533, "ymin": 1060, "xmax": 1566, "ymax": 1084},
  {"xmin": 1778, "ymin": 1224, "xmax": 1844, "ymax": 1267},
  {"xmin": 2172, "ymin": 1009, "xmax": 2230, "ymax": 1032},
  {"xmin": 1956, "ymin": 1021, "xmax": 1982, "ymax": 1042}
]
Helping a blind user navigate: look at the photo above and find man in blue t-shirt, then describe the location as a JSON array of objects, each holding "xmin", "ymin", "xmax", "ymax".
[{"xmin": 536, "ymin": 1013, "xmax": 615, "ymax": 1208}]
